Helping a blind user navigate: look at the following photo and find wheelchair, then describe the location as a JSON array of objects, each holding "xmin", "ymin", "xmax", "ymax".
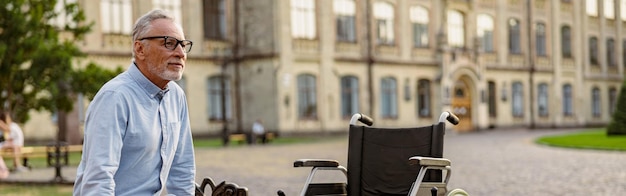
[{"xmin": 280, "ymin": 112, "xmax": 469, "ymax": 196}]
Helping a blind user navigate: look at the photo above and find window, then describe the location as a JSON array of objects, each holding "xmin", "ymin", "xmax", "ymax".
[
  {"xmin": 51, "ymin": 0, "xmax": 78, "ymax": 28},
  {"xmin": 508, "ymin": 18, "xmax": 521, "ymax": 54},
  {"xmin": 536, "ymin": 23, "xmax": 547, "ymax": 56},
  {"xmin": 477, "ymin": 14, "xmax": 494, "ymax": 52},
  {"xmin": 488, "ymin": 81, "xmax": 497, "ymax": 117},
  {"xmin": 586, "ymin": 0, "xmax": 598, "ymax": 17},
  {"xmin": 291, "ymin": 0, "xmax": 316, "ymax": 39},
  {"xmin": 538, "ymin": 83, "xmax": 549, "ymax": 117},
  {"xmin": 447, "ymin": 10, "xmax": 465, "ymax": 48},
  {"xmin": 152, "ymin": 0, "xmax": 182, "ymax": 25},
  {"xmin": 335, "ymin": 0, "xmax": 356, "ymax": 42},
  {"xmin": 623, "ymin": 40, "xmax": 626, "ymax": 68},
  {"xmin": 203, "ymin": 0, "xmax": 227, "ymax": 40},
  {"xmin": 563, "ymin": 84, "xmax": 573, "ymax": 116},
  {"xmin": 417, "ymin": 79, "xmax": 431, "ymax": 117},
  {"xmin": 512, "ymin": 82, "xmax": 524, "ymax": 117},
  {"xmin": 592, "ymin": 87, "xmax": 601, "ymax": 117},
  {"xmin": 607, "ymin": 38, "xmax": 617, "ymax": 67},
  {"xmin": 561, "ymin": 26, "xmax": 572, "ymax": 58},
  {"xmin": 609, "ymin": 87, "xmax": 617, "ymax": 115},
  {"xmin": 622, "ymin": 0, "xmax": 626, "ymax": 21},
  {"xmin": 381, "ymin": 77, "xmax": 398, "ymax": 118},
  {"xmin": 341, "ymin": 76, "xmax": 359, "ymax": 118},
  {"xmin": 100, "ymin": 0, "xmax": 132, "ymax": 34},
  {"xmin": 207, "ymin": 76, "xmax": 232, "ymax": 120},
  {"xmin": 605, "ymin": 0, "xmax": 615, "ymax": 19},
  {"xmin": 410, "ymin": 6, "xmax": 429, "ymax": 48},
  {"xmin": 590, "ymin": 36, "xmax": 599, "ymax": 65},
  {"xmin": 374, "ymin": 2, "xmax": 395, "ymax": 45},
  {"xmin": 298, "ymin": 74, "xmax": 317, "ymax": 119}
]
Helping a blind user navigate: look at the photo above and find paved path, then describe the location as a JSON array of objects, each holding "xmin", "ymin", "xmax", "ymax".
[{"xmin": 3, "ymin": 128, "xmax": 626, "ymax": 196}]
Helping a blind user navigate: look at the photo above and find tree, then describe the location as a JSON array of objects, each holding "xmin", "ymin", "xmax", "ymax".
[
  {"xmin": 0, "ymin": 0, "xmax": 121, "ymax": 124},
  {"xmin": 607, "ymin": 79, "xmax": 626, "ymax": 135}
]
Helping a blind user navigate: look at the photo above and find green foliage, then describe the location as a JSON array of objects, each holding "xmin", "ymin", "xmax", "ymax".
[
  {"xmin": 608, "ymin": 79, "xmax": 626, "ymax": 135},
  {"xmin": 0, "ymin": 0, "xmax": 120, "ymax": 123}
]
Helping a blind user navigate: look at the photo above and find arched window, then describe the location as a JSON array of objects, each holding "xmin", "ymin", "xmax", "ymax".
[
  {"xmin": 607, "ymin": 38, "xmax": 616, "ymax": 67},
  {"xmin": 590, "ymin": 36, "xmax": 599, "ymax": 65},
  {"xmin": 417, "ymin": 79, "xmax": 431, "ymax": 117},
  {"xmin": 604, "ymin": 0, "xmax": 615, "ymax": 19},
  {"xmin": 447, "ymin": 10, "xmax": 465, "ymax": 47},
  {"xmin": 536, "ymin": 23, "xmax": 547, "ymax": 56},
  {"xmin": 410, "ymin": 6, "xmax": 429, "ymax": 48},
  {"xmin": 203, "ymin": 0, "xmax": 227, "ymax": 39},
  {"xmin": 335, "ymin": 0, "xmax": 356, "ymax": 42},
  {"xmin": 538, "ymin": 83, "xmax": 549, "ymax": 117},
  {"xmin": 508, "ymin": 18, "xmax": 521, "ymax": 54},
  {"xmin": 291, "ymin": 0, "xmax": 317, "ymax": 39},
  {"xmin": 561, "ymin": 25, "xmax": 572, "ymax": 58},
  {"xmin": 374, "ymin": 2, "xmax": 395, "ymax": 45},
  {"xmin": 563, "ymin": 84, "xmax": 573, "ymax": 116},
  {"xmin": 298, "ymin": 74, "xmax": 317, "ymax": 118},
  {"xmin": 477, "ymin": 14, "xmax": 494, "ymax": 52},
  {"xmin": 586, "ymin": 0, "xmax": 598, "ymax": 16},
  {"xmin": 592, "ymin": 87, "xmax": 601, "ymax": 117},
  {"xmin": 512, "ymin": 82, "xmax": 524, "ymax": 117},
  {"xmin": 207, "ymin": 75, "xmax": 231, "ymax": 120},
  {"xmin": 340, "ymin": 76, "xmax": 359, "ymax": 118},
  {"xmin": 381, "ymin": 77, "xmax": 398, "ymax": 118},
  {"xmin": 100, "ymin": 0, "xmax": 133, "ymax": 34}
]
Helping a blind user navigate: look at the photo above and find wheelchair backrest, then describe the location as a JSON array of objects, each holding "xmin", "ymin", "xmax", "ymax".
[{"xmin": 346, "ymin": 123, "xmax": 445, "ymax": 196}]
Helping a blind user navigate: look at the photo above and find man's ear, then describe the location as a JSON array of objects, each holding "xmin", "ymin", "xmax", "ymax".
[{"xmin": 134, "ymin": 41, "xmax": 146, "ymax": 60}]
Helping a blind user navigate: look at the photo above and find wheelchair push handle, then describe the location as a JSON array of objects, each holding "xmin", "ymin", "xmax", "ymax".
[
  {"xmin": 350, "ymin": 113, "xmax": 374, "ymax": 126},
  {"xmin": 439, "ymin": 111, "xmax": 460, "ymax": 125}
]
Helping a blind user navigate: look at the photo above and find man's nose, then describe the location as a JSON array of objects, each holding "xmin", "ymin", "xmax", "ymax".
[{"xmin": 173, "ymin": 43, "xmax": 186, "ymax": 57}]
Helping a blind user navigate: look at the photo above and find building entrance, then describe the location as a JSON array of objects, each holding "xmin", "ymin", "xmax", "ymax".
[{"xmin": 452, "ymin": 79, "xmax": 473, "ymax": 132}]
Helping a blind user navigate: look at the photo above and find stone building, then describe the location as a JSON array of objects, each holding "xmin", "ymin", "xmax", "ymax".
[{"xmin": 22, "ymin": 0, "xmax": 625, "ymax": 143}]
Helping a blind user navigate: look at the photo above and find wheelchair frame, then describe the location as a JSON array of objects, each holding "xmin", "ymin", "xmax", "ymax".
[{"xmin": 291, "ymin": 111, "xmax": 468, "ymax": 196}]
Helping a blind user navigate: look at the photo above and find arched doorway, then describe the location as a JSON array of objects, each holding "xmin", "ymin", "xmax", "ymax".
[{"xmin": 451, "ymin": 79, "xmax": 473, "ymax": 132}]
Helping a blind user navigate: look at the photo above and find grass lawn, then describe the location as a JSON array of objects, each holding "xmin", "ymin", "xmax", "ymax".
[
  {"xmin": 535, "ymin": 128, "xmax": 626, "ymax": 151},
  {"xmin": 0, "ymin": 184, "xmax": 73, "ymax": 196}
]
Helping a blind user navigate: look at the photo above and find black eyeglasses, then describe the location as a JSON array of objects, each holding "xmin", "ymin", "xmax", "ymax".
[{"xmin": 139, "ymin": 36, "xmax": 193, "ymax": 53}]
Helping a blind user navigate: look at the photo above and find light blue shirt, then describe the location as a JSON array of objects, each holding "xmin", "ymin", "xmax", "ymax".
[{"xmin": 74, "ymin": 63, "xmax": 195, "ymax": 196}]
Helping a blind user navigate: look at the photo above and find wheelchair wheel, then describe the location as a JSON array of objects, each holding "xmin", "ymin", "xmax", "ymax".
[{"xmin": 447, "ymin": 188, "xmax": 469, "ymax": 196}]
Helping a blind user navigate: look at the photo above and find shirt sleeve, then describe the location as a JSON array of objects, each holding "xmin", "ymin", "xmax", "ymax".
[
  {"xmin": 166, "ymin": 96, "xmax": 196, "ymax": 195},
  {"xmin": 76, "ymin": 91, "xmax": 127, "ymax": 195}
]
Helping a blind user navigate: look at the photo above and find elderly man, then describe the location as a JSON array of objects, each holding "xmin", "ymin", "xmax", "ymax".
[{"xmin": 73, "ymin": 9, "xmax": 196, "ymax": 195}]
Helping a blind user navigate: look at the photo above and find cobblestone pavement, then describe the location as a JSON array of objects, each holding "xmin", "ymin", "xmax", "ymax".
[
  {"xmin": 3, "ymin": 128, "xmax": 626, "ymax": 196},
  {"xmin": 195, "ymin": 128, "xmax": 626, "ymax": 196}
]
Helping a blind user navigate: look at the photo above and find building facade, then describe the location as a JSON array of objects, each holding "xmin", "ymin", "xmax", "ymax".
[{"xmin": 22, "ymin": 0, "xmax": 625, "ymax": 143}]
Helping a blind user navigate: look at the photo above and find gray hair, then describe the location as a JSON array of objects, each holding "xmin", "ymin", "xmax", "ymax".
[{"xmin": 131, "ymin": 9, "xmax": 176, "ymax": 57}]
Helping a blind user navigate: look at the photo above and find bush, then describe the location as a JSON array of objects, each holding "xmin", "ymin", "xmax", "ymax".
[{"xmin": 608, "ymin": 79, "xmax": 626, "ymax": 135}]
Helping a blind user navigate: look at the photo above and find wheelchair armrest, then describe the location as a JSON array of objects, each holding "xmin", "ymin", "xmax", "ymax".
[
  {"xmin": 294, "ymin": 159, "xmax": 340, "ymax": 168},
  {"xmin": 408, "ymin": 156, "xmax": 451, "ymax": 167}
]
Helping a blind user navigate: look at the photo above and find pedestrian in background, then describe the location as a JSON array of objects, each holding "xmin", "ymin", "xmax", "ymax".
[
  {"xmin": 0, "ymin": 111, "xmax": 28, "ymax": 173},
  {"xmin": 252, "ymin": 119, "xmax": 266, "ymax": 144},
  {"xmin": 73, "ymin": 9, "xmax": 196, "ymax": 195}
]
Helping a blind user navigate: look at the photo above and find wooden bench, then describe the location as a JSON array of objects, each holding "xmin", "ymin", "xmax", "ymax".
[
  {"xmin": 228, "ymin": 133, "xmax": 248, "ymax": 144},
  {"xmin": 227, "ymin": 132, "xmax": 277, "ymax": 145},
  {"xmin": 0, "ymin": 144, "xmax": 83, "ymax": 168}
]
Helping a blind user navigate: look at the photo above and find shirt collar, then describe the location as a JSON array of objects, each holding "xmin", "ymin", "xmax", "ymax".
[{"xmin": 129, "ymin": 62, "xmax": 169, "ymax": 100}]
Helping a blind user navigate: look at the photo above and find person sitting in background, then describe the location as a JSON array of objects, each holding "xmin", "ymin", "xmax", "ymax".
[
  {"xmin": 0, "ymin": 111, "xmax": 29, "ymax": 173},
  {"xmin": 252, "ymin": 119, "xmax": 266, "ymax": 144}
]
